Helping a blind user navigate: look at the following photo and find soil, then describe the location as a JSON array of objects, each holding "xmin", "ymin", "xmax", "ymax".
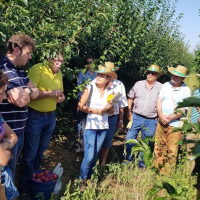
[{"xmin": 15, "ymin": 120, "xmax": 127, "ymax": 192}]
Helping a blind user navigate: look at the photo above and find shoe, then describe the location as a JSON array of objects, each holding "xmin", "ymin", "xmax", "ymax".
[{"xmin": 18, "ymin": 192, "xmax": 31, "ymax": 200}]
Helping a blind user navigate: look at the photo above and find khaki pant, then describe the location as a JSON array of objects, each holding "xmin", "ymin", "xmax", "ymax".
[
  {"xmin": 186, "ymin": 133, "xmax": 200, "ymax": 174},
  {"xmin": 154, "ymin": 121, "xmax": 182, "ymax": 175}
]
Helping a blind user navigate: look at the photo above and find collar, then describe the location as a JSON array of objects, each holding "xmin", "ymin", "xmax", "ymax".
[
  {"xmin": 109, "ymin": 79, "xmax": 118, "ymax": 89},
  {"xmin": 169, "ymin": 81, "xmax": 185, "ymax": 91},
  {"xmin": 1, "ymin": 55, "xmax": 20, "ymax": 70}
]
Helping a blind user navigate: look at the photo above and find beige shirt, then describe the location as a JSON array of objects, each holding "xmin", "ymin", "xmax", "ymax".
[{"xmin": 128, "ymin": 80, "xmax": 163, "ymax": 118}]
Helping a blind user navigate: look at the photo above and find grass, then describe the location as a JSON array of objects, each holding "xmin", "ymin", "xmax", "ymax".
[{"xmin": 60, "ymin": 161, "xmax": 198, "ymax": 200}]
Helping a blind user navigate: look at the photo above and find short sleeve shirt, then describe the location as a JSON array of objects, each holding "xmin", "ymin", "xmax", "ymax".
[
  {"xmin": 85, "ymin": 80, "xmax": 113, "ymax": 129},
  {"xmin": 159, "ymin": 81, "xmax": 191, "ymax": 127},
  {"xmin": 190, "ymin": 89, "xmax": 200, "ymax": 124},
  {"xmin": 28, "ymin": 63, "xmax": 63, "ymax": 112},
  {"xmin": 109, "ymin": 79, "xmax": 128, "ymax": 115},
  {"xmin": 128, "ymin": 80, "xmax": 163, "ymax": 118},
  {"xmin": 0, "ymin": 55, "xmax": 29, "ymax": 135}
]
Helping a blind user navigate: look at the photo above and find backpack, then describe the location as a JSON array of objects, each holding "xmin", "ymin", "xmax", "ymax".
[{"xmin": 74, "ymin": 85, "xmax": 93, "ymax": 160}]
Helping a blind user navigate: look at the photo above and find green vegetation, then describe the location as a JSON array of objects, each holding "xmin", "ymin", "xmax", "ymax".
[
  {"xmin": 0, "ymin": 0, "xmax": 196, "ymax": 138},
  {"xmin": 1, "ymin": 1, "xmax": 200, "ymax": 199}
]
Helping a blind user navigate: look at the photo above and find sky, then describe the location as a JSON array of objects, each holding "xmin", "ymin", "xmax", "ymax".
[{"xmin": 175, "ymin": 0, "xmax": 200, "ymax": 52}]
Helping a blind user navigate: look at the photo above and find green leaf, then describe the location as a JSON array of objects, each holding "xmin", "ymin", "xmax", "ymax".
[
  {"xmin": 97, "ymin": 12, "xmax": 108, "ymax": 20},
  {"xmin": 131, "ymin": 146, "xmax": 145, "ymax": 154},
  {"xmin": 192, "ymin": 123, "xmax": 200, "ymax": 134},
  {"xmin": 163, "ymin": 181, "xmax": 177, "ymax": 195},
  {"xmin": 145, "ymin": 188, "xmax": 162, "ymax": 200},
  {"xmin": 174, "ymin": 109, "xmax": 186, "ymax": 118},
  {"xmin": 171, "ymin": 197, "xmax": 187, "ymax": 200},
  {"xmin": 21, "ymin": 0, "xmax": 28, "ymax": 6},
  {"xmin": 100, "ymin": 56, "xmax": 106, "ymax": 60},
  {"xmin": 191, "ymin": 141, "xmax": 200, "ymax": 160},
  {"xmin": 182, "ymin": 122, "xmax": 192, "ymax": 131},
  {"xmin": 176, "ymin": 97, "xmax": 200, "ymax": 109},
  {"xmin": 125, "ymin": 139, "xmax": 140, "ymax": 145},
  {"xmin": 139, "ymin": 139, "xmax": 150, "ymax": 151},
  {"xmin": 171, "ymin": 127, "xmax": 183, "ymax": 133}
]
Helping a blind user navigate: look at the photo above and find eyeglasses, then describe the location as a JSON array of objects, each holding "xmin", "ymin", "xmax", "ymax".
[
  {"xmin": 147, "ymin": 71, "xmax": 158, "ymax": 76},
  {"xmin": 53, "ymin": 58, "xmax": 64, "ymax": 64},
  {"xmin": 86, "ymin": 61, "xmax": 92, "ymax": 64}
]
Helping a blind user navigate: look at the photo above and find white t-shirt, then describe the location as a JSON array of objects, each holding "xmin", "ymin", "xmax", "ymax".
[
  {"xmin": 109, "ymin": 79, "xmax": 128, "ymax": 116},
  {"xmin": 85, "ymin": 80, "xmax": 113, "ymax": 129},
  {"xmin": 159, "ymin": 81, "xmax": 191, "ymax": 127}
]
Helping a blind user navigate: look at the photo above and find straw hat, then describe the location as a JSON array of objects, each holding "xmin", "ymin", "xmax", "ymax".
[
  {"xmin": 146, "ymin": 65, "xmax": 164, "ymax": 76},
  {"xmin": 105, "ymin": 62, "xmax": 120, "ymax": 72},
  {"xmin": 168, "ymin": 65, "xmax": 188, "ymax": 77},
  {"xmin": 97, "ymin": 63, "xmax": 117, "ymax": 79}
]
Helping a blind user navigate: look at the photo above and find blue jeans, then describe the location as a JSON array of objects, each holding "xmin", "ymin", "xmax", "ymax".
[
  {"xmin": 80, "ymin": 129, "xmax": 107, "ymax": 180},
  {"xmin": 125, "ymin": 113, "xmax": 157, "ymax": 167},
  {"xmin": 102, "ymin": 115, "xmax": 118, "ymax": 148},
  {"xmin": 9, "ymin": 133, "xmax": 24, "ymax": 180},
  {"xmin": 1, "ymin": 165, "xmax": 19, "ymax": 200},
  {"xmin": 19, "ymin": 110, "xmax": 56, "ymax": 192}
]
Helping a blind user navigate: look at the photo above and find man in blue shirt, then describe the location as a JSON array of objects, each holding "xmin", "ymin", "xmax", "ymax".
[{"xmin": 0, "ymin": 33, "xmax": 39, "ymax": 184}]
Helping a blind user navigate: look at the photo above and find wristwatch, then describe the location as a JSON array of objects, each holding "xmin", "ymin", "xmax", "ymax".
[
  {"xmin": 28, "ymin": 87, "xmax": 33, "ymax": 95},
  {"xmin": 119, "ymin": 120, "xmax": 123, "ymax": 124}
]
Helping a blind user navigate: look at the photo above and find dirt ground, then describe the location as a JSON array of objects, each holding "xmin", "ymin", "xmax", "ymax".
[{"xmin": 15, "ymin": 121, "xmax": 127, "ymax": 192}]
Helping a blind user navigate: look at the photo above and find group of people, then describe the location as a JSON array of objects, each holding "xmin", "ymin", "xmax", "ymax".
[
  {"xmin": 77, "ymin": 58, "xmax": 197, "ymax": 189},
  {"xmin": 0, "ymin": 32, "xmax": 197, "ymax": 199},
  {"xmin": 0, "ymin": 33, "xmax": 65, "ymax": 200}
]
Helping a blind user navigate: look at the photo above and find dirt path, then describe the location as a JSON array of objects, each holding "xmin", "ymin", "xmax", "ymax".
[{"xmin": 41, "ymin": 129, "xmax": 127, "ymax": 187}]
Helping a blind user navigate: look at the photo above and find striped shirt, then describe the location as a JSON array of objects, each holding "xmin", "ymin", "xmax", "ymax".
[
  {"xmin": 190, "ymin": 89, "xmax": 200, "ymax": 124},
  {"xmin": 0, "ymin": 55, "xmax": 29, "ymax": 135},
  {"xmin": 128, "ymin": 80, "xmax": 163, "ymax": 118}
]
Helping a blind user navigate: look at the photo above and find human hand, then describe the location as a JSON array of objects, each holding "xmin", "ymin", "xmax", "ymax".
[
  {"xmin": 98, "ymin": 109, "xmax": 106, "ymax": 116},
  {"xmin": 57, "ymin": 92, "xmax": 65, "ymax": 103},
  {"xmin": 118, "ymin": 121, "xmax": 124, "ymax": 129},
  {"xmin": 104, "ymin": 103, "xmax": 113, "ymax": 112},
  {"xmin": 159, "ymin": 115, "xmax": 170, "ymax": 125},
  {"xmin": 52, "ymin": 89, "xmax": 62, "ymax": 97}
]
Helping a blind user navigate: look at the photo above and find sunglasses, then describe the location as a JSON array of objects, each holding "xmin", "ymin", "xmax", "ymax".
[
  {"xmin": 86, "ymin": 61, "xmax": 92, "ymax": 64},
  {"xmin": 147, "ymin": 71, "xmax": 158, "ymax": 76}
]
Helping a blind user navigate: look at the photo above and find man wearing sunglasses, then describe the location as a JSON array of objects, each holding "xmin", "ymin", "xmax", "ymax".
[{"xmin": 124, "ymin": 65, "xmax": 163, "ymax": 168}]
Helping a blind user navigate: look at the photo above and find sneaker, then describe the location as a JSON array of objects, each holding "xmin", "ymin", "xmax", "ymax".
[{"xmin": 18, "ymin": 192, "xmax": 31, "ymax": 200}]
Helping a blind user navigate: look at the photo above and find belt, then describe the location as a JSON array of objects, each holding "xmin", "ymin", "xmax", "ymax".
[
  {"xmin": 135, "ymin": 113, "xmax": 156, "ymax": 119},
  {"xmin": 28, "ymin": 107, "xmax": 54, "ymax": 115}
]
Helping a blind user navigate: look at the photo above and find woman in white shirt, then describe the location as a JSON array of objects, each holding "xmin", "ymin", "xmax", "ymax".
[{"xmin": 77, "ymin": 64, "xmax": 117, "ymax": 182}]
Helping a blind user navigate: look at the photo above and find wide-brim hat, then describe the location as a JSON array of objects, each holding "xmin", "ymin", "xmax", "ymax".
[
  {"xmin": 197, "ymin": 74, "xmax": 200, "ymax": 77},
  {"xmin": 97, "ymin": 63, "xmax": 117, "ymax": 79},
  {"xmin": 105, "ymin": 62, "xmax": 120, "ymax": 72},
  {"xmin": 168, "ymin": 65, "xmax": 188, "ymax": 77},
  {"xmin": 146, "ymin": 65, "xmax": 164, "ymax": 76}
]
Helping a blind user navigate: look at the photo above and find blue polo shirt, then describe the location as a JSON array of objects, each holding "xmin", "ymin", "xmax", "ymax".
[
  {"xmin": 190, "ymin": 89, "xmax": 200, "ymax": 124},
  {"xmin": 0, "ymin": 55, "xmax": 29, "ymax": 135}
]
